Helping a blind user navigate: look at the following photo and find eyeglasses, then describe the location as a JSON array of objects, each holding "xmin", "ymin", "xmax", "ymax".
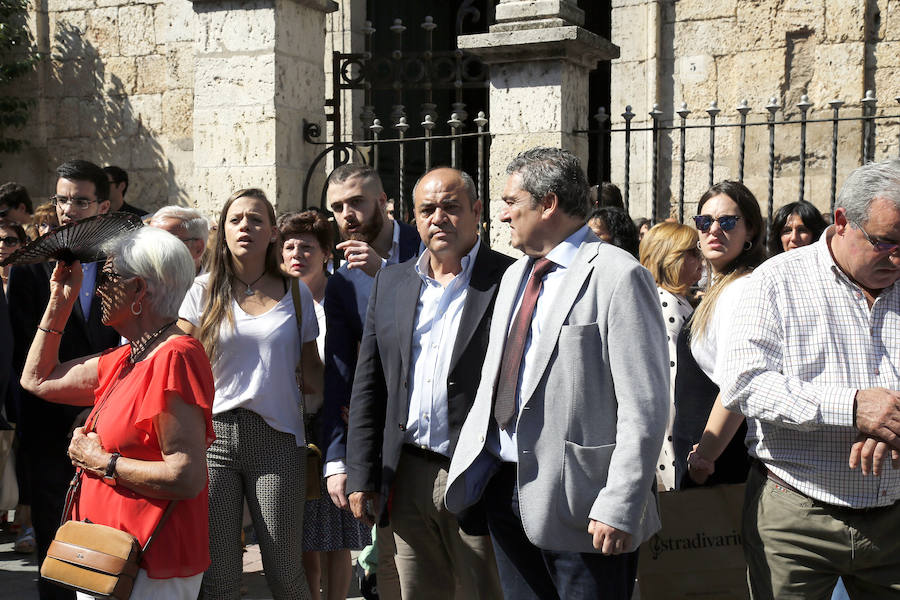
[
  {"xmin": 0, "ymin": 236, "xmax": 20, "ymax": 246},
  {"xmin": 51, "ymin": 195, "xmax": 98, "ymax": 210},
  {"xmin": 693, "ymin": 214, "xmax": 742, "ymax": 233},
  {"xmin": 97, "ymin": 268, "xmax": 131, "ymax": 287},
  {"xmin": 853, "ymin": 221, "xmax": 900, "ymax": 255}
]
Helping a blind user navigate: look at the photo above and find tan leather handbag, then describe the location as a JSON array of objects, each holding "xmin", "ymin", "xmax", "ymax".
[{"xmin": 41, "ymin": 472, "xmax": 176, "ymax": 600}]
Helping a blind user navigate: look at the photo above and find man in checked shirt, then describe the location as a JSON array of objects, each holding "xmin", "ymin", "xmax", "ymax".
[{"xmin": 718, "ymin": 157, "xmax": 900, "ymax": 598}]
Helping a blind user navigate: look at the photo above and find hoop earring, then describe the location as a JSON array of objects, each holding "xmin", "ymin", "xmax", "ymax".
[
  {"xmin": 743, "ymin": 240, "xmax": 753, "ymax": 251},
  {"xmin": 696, "ymin": 240, "xmax": 702, "ymax": 250},
  {"xmin": 131, "ymin": 301, "xmax": 142, "ymax": 316}
]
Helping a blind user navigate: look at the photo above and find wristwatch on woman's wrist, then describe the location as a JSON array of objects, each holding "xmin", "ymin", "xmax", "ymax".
[{"xmin": 103, "ymin": 452, "xmax": 120, "ymax": 486}]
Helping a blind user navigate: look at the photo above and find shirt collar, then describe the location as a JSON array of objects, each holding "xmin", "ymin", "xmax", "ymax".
[
  {"xmin": 415, "ymin": 237, "xmax": 481, "ymax": 286},
  {"xmin": 386, "ymin": 221, "xmax": 401, "ymax": 264},
  {"xmin": 543, "ymin": 224, "xmax": 590, "ymax": 269}
]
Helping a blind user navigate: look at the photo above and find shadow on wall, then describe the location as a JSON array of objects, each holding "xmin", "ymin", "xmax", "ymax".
[{"xmin": 37, "ymin": 20, "xmax": 183, "ymax": 212}]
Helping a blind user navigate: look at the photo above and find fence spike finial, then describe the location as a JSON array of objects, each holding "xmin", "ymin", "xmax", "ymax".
[
  {"xmin": 707, "ymin": 101, "xmax": 720, "ymax": 117},
  {"xmin": 797, "ymin": 95, "xmax": 812, "ymax": 112},
  {"xmin": 737, "ymin": 99, "xmax": 751, "ymax": 115},
  {"xmin": 394, "ymin": 115, "xmax": 409, "ymax": 133},
  {"xmin": 391, "ymin": 18, "xmax": 406, "ymax": 33},
  {"xmin": 370, "ymin": 118, "xmax": 383, "ymax": 136},
  {"xmin": 422, "ymin": 114, "xmax": 435, "ymax": 131},
  {"xmin": 421, "ymin": 16, "xmax": 437, "ymax": 31},
  {"xmin": 676, "ymin": 102, "xmax": 690, "ymax": 119},
  {"xmin": 474, "ymin": 111, "xmax": 488, "ymax": 128},
  {"xmin": 594, "ymin": 107, "xmax": 609, "ymax": 124}
]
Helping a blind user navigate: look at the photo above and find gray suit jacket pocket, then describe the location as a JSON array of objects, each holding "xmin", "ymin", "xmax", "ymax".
[{"xmin": 558, "ymin": 441, "xmax": 616, "ymax": 527}]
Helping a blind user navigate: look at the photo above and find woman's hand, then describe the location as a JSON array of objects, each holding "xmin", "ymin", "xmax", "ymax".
[
  {"xmin": 687, "ymin": 443, "xmax": 715, "ymax": 485},
  {"xmin": 49, "ymin": 260, "xmax": 83, "ymax": 308},
  {"xmin": 68, "ymin": 426, "xmax": 110, "ymax": 477}
]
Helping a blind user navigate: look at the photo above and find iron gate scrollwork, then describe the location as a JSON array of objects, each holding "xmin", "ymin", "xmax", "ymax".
[{"xmin": 303, "ymin": 5, "xmax": 491, "ymax": 234}]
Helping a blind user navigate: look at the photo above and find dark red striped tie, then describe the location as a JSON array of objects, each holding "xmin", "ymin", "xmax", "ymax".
[{"xmin": 493, "ymin": 257, "xmax": 555, "ymax": 430}]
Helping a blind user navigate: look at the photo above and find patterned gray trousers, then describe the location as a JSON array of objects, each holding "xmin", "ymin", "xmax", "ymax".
[{"xmin": 202, "ymin": 408, "xmax": 310, "ymax": 600}]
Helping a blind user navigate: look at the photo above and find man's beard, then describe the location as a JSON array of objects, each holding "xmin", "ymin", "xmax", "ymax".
[{"xmin": 343, "ymin": 207, "xmax": 385, "ymax": 243}]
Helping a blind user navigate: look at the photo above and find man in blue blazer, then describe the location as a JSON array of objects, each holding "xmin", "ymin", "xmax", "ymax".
[
  {"xmin": 445, "ymin": 148, "xmax": 669, "ymax": 599},
  {"xmin": 345, "ymin": 167, "xmax": 510, "ymax": 598},
  {"xmin": 320, "ymin": 164, "xmax": 419, "ymax": 598},
  {"xmin": 321, "ymin": 163, "xmax": 420, "ymax": 505},
  {"xmin": 8, "ymin": 160, "xmax": 121, "ymax": 600}
]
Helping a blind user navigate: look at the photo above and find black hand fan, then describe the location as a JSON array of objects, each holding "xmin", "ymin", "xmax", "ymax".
[{"xmin": 0, "ymin": 212, "xmax": 145, "ymax": 267}]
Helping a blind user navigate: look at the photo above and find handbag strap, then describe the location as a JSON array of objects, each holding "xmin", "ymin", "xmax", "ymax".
[
  {"xmin": 290, "ymin": 277, "xmax": 307, "ymax": 416},
  {"xmin": 140, "ymin": 500, "xmax": 177, "ymax": 555}
]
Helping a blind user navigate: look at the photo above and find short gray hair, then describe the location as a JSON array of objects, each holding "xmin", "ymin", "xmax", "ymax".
[
  {"xmin": 103, "ymin": 227, "xmax": 196, "ymax": 319},
  {"xmin": 506, "ymin": 147, "xmax": 590, "ymax": 220},
  {"xmin": 836, "ymin": 158, "xmax": 900, "ymax": 224},
  {"xmin": 413, "ymin": 167, "xmax": 479, "ymax": 207},
  {"xmin": 150, "ymin": 205, "xmax": 209, "ymax": 242}
]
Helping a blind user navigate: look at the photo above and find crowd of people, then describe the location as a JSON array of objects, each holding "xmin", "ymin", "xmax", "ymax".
[{"xmin": 0, "ymin": 149, "xmax": 898, "ymax": 600}]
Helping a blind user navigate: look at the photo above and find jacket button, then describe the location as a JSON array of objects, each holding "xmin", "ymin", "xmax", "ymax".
[{"xmin": 399, "ymin": 424, "xmax": 406, "ymax": 431}]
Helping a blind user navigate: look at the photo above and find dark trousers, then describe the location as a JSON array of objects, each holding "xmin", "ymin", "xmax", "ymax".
[
  {"xmin": 483, "ymin": 463, "xmax": 638, "ymax": 600},
  {"xmin": 30, "ymin": 449, "xmax": 76, "ymax": 600}
]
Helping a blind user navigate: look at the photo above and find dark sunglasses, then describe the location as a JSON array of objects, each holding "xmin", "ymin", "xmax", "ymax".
[
  {"xmin": 693, "ymin": 214, "xmax": 742, "ymax": 233},
  {"xmin": 0, "ymin": 236, "xmax": 20, "ymax": 246}
]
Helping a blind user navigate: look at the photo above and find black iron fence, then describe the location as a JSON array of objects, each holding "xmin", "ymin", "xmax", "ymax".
[
  {"xmin": 583, "ymin": 90, "xmax": 900, "ymax": 225},
  {"xmin": 302, "ymin": 110, "xmax": 491, "ymax": 237}
]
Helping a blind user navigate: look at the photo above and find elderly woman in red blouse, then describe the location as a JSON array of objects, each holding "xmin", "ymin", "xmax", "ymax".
[{"xmin": 21, "ymin": 226, "xmax": 214, "ymax": 600}]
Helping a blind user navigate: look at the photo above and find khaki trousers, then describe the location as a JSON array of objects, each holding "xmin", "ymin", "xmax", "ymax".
[
  {"xmin": 743, "ymin": 464, "xmax": 900, "ymax": 600},
  {"xmin": 389, "ymin": 446, "xmax": 501, "ymax": 600}
]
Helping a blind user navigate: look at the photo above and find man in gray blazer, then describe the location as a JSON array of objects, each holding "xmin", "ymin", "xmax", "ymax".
[
  {"xmin": 347, "ymin": 167, "xmax": 509, "ymax": 598},
  {"xmin": 445, "ymin": 147, "xmax": 669, "ymax": 599}
]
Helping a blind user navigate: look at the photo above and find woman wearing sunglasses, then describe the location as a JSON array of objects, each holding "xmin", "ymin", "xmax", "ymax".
[
  {"xmin": 672, "ymin": 180, "xmax": 765, "ymax": 488},
  {"xmin": 20, "ymin": 227, "xmax": 215, "ymax": 599},
  {"xmin": 0, "ymin": 223, "xmax": 27, "ymax": 294}
]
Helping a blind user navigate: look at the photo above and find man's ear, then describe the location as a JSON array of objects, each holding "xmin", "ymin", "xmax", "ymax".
[
  {"xmin": 540, "ymin": 192, "xmax": 559, "ymax": 219},
  {"xmin": 833, "ymin": 208, "xmax": 850, "ymax": 235},
  {"xmin": 190, "ymin": 239, "xmax": 206, "ymax": 261},
  {"xmin": 98, "ymin": 200, "xmax": 111, "ymax": 215}
]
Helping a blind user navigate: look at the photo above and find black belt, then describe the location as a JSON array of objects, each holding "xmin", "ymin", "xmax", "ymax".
[{"xmin": 402, "ymin": 444, "xmax": 450, "ymax": 465}]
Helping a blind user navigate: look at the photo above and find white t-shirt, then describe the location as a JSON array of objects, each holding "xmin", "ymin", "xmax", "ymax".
[
  {"xmin": 179, "ymin": 274, "xmax": 319, "ymax": 446},
  {"xmin": 690, "ymin": 274, "xmax": 752, "ymax": 386},
  {"xmin": 313, "ymin": 299, "xmax": 326, "ymax": 362}
]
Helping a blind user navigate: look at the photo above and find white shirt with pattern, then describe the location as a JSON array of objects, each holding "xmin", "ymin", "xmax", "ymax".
[{"xmin": 721, "ymin": 228, "xmax": 900, "ymax": 508}]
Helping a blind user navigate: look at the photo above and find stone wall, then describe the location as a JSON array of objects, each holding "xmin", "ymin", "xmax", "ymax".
[
  {"xmin": 610, "ymin": 0, "xmax": 900, "ymax": 221},
  {"xmin": 2, "ymin": 0, "xmax": 333, "ymax": 220},
  {"xmin": 0, "ymin": 0, "xmax": 198, "ymax": 214}
]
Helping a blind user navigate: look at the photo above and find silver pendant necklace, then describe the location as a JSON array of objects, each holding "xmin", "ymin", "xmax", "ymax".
[{"xmin": 234, "ymin": 271, "xmax": 265, "ymax": 296}]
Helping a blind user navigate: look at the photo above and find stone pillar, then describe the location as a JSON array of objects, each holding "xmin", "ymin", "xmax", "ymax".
[
  {"xmin": 458, "ymin": 0, "xmax": 618, "ymax": 251},
  {"xmin": 191, "ymin": 0, "xmax": 337, "ymax": 217}
]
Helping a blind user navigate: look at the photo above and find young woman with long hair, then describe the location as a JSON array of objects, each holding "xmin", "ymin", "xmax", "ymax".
[
  {"xmin": 672, "ymin": 181, "xmax": 765, "ymax": 488},
  {"xmin": 179, "ymin": 189, "xmax": 322, "ymax": 600}
]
